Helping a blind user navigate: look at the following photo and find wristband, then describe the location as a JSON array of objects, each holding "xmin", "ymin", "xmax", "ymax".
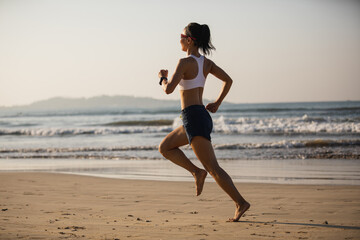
[{"xmin": 159, "ymin": 77, "xmax": 167, "ymax": 85}]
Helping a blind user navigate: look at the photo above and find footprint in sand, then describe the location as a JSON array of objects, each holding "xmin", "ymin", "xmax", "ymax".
[
  {"xmin": 272, "ymin": 197, "xmax": 284, "ymax": 200},
  {"xmin": 65, "ymin": 226, "xmax": 86, "ymax": 231},
  {"xmin": 157, "ymin": 209, "xmax": 182, "ymax": 214},
  {"xmin": 196, "ymin": 233, "xmax": 208, "ymax": 236},
  {"xmin": 190, "ymin": 224, "xmax": 204, "ymax": 229},
  {"xmin": 23, "ymin": 192, "xmax": 43, "ymax": 196}
]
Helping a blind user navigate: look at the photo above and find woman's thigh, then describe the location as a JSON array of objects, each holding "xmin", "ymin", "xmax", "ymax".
[
  {"xmin": 190, "ymin": 136, "xmax": 219, "ymax": 171},
  {"xmin": 159, "ymin": 125, "xmax": 189, "ymax": 151}
]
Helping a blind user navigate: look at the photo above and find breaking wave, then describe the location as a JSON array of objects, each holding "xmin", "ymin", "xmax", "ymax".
[
  {"xmin": 1, "ymin": 139, "xmax": 359, "ymax": 154},
  {"xmin": 1, "ymin": 114, "xmax": 360, "ymax": 136},
  {"xmin": 103, "ymin": 119, "xmax": 173, "ymax": 126},
  {"xmin": 214, "ymin": 139, "xmax": 360, "ymax": 150}
]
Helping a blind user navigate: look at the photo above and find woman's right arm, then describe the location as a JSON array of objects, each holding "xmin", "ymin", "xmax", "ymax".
[
  {"xmin": 206, "ymin": 61, "xmax": 233, "ymax": 113},
  {"xmin": 159, "ymin": 59, "xmax": 187, "ymax": 94}
]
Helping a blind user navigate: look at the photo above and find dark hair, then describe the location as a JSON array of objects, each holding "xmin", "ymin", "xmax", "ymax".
[{"xmin": 185, "ymin": 22, "xmax": 216, "ymax": 55}]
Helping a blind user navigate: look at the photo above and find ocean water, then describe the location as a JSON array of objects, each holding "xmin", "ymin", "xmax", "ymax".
[{"xmin": 1, "ymin": 101, "xmax": 360, "ymax": 185}]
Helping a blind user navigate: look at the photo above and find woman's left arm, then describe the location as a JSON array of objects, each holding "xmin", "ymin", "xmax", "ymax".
[
  {"xmin": 205, "ymin": 60, "xmax": 233, "ymax": 113},
  {"xmin": 159, "ymin": 59, "xmax": 186, "ymax": 94}
]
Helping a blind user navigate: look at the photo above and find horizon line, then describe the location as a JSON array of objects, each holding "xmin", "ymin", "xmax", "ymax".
[{"xmin": 1, "ymin": 94, "xmax": 360, "ymax": 108}]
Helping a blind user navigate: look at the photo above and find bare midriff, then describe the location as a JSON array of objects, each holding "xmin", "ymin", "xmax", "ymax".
[{"xmin": 180, "ymin": 87, "xmax": 204, "ymax": 110}]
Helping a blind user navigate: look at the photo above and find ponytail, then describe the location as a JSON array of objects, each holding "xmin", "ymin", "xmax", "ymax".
[{"xmin": 185, "ymin": 23, "xmax": 216, "ymax": 55}]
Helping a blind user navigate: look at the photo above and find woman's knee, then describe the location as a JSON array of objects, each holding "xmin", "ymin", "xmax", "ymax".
[
  {"xmin": 158, "ymin": 142, "xmax": 166, "ymax": 155},
  {"xmin": 158, "ymin": 141, "xmax": 171, "ymax": 157}
]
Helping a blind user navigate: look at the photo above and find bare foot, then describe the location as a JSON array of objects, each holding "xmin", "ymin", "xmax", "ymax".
[
  {"xmin": 227, "ymin": 201, "xmax": 251, "ymax": 222},
  {"xmin": 193, "ymin": 169, "xmax": 207, "ymax": 196}
]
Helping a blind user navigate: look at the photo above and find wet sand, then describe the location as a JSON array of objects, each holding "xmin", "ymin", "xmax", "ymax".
[{"xmin": 0, "ymin": 172, "xmax": 359, "ymax": 239}]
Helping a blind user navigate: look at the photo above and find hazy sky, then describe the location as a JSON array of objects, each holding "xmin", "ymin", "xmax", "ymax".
[{"xmin": 1, "ymin": 0, "xmax": 359, "ymax": 107}]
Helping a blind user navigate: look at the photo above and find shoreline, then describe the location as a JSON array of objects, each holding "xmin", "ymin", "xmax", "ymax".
[
  {"xmin": 2, "ymin": 169, "xmax": 360, "ymax": 186},
  {"xmin": 1, "ymin": 157, "xmax": 359, "ymax": 186},
  {"xmin": 1, "ymin": 172, "xmax": 359, "ymax": 239}
]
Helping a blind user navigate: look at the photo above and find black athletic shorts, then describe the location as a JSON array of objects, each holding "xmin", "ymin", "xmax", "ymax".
[{"xmin": 181, "ymin": 105, "xmax": 213, "ymax": 144}]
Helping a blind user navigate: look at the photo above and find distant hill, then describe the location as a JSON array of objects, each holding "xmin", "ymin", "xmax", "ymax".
[
  {"xmin": 0, "ymin": 95, "xmax": 238, "ymax": 114},
  {"xmin": 0, "ymin": 95, "xmax": 229, "ymax": 112}
]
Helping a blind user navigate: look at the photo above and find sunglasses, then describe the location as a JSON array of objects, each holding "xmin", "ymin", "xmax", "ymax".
[{"xmin": 181, "ymin": 34, "xmax": 196, "ymax": 40}]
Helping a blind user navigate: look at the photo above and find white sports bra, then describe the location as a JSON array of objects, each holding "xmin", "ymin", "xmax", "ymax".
[{"xmin": 178, "ymin": 55, "xmax": 206, "ymax": 91}]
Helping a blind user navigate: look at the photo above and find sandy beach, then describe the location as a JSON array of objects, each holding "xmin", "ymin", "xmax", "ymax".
[{"xmin": 0, "ymin": 172, "xmax": 359, "ymax": 240}]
